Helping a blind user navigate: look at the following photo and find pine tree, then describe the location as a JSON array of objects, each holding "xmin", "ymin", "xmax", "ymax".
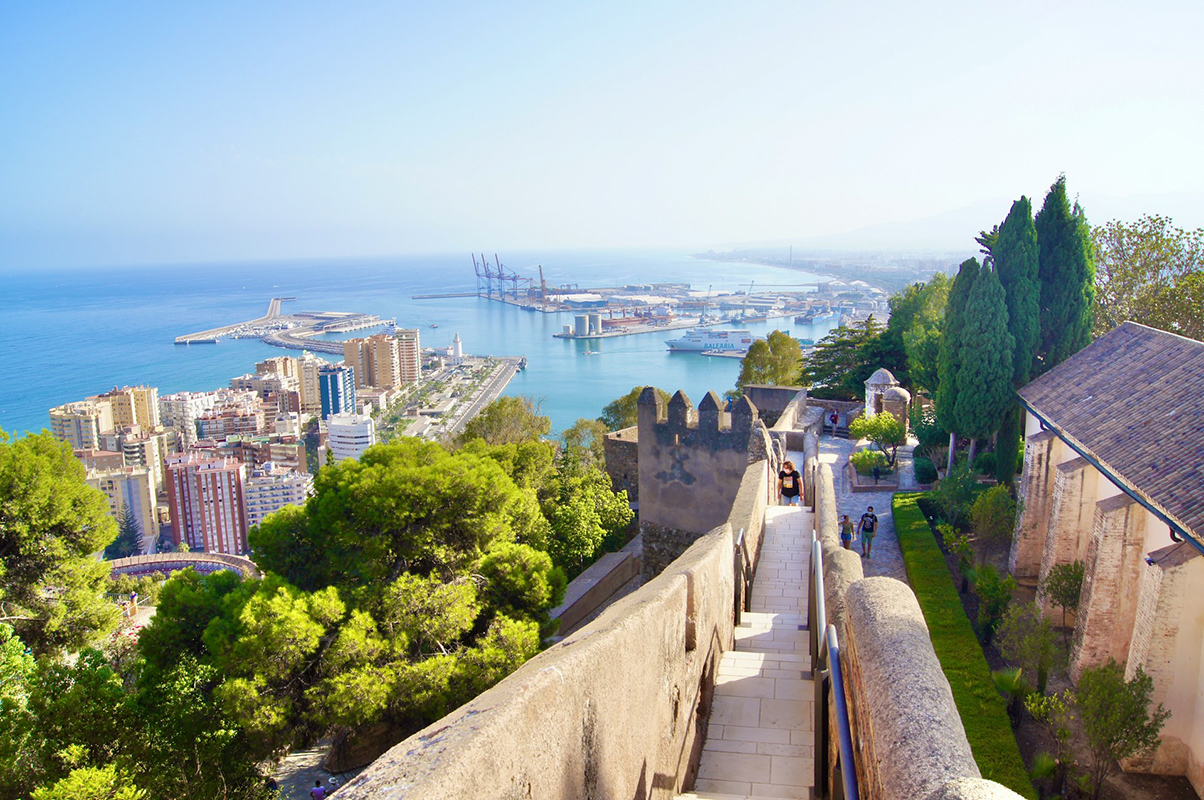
[
  {"xmin": 1036, "ymin": 175, "xmax": 1095, "ymax": 373},
  {"xmin": 953, "ymin": 264, "xmax": 1015, "ymax": 456},
  {"xmin": 104, "ymin": 504, "xmax": 143, "ymax": 559},
  {"xmin": 989, "ymin": 197, "xmax": 1040, "ymax": 484},
  {"xmin": 936, "ymin": 258, "xmax": 980, "ymax": 469}
]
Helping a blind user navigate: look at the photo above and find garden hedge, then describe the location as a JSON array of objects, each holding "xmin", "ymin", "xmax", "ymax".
[{"xmin": 892, "ymin": 492, "xmax": 1035, "ymax": 799}]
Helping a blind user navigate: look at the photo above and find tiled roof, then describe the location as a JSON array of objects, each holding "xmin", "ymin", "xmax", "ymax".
[{"xmin": 1017, "ymin": 322, "xmax": 1204, "ymax": 540}]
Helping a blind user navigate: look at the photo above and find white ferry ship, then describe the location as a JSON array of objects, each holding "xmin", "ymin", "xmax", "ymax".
[{"xmin": 665, "ymin": 328, "xmax": 754, "ymax": 352}]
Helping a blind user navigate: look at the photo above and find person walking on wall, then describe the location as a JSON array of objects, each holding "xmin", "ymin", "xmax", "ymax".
[
  {"xmin": 839, "ymin": 514, "xmax": 855, "ymax": 550},
  {"xmin": 778, "ymin": 460, "xmax": 802, "ymax": 506},
  {"xmin": 859, "ymin": 506, "xmax": 878, "ymax": 558}
]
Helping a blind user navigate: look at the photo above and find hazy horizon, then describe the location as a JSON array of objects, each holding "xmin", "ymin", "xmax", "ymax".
[{"xmin": 3, "ymin": 2, "xmax": 1203, "ymax": 270}]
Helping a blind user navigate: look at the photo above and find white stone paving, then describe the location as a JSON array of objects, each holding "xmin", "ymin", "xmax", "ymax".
[{"xmin": 684, "ymin": 502, "xmax": 815, "ymax": 800}]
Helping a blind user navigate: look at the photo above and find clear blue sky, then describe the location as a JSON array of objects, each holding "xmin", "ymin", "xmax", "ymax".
[{"xmin": 2, "ymin": 1, "xmax": 1202, "ymax": 268}]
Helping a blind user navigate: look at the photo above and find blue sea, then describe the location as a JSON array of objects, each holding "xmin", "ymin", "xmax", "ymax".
[{"xmin": 0, "ymin": 250, "xmax": 835, "ymax": 438}]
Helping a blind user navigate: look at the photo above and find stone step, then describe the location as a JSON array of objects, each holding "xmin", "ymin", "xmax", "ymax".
[{"xmin": 677, "ymin": 791, "xmax": 811, "ymax": 800}]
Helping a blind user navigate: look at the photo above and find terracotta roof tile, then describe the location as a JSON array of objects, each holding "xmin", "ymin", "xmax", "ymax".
[{"xmin": 1018, "ymin": 322, "xmax": 1204, "ymax": 539}]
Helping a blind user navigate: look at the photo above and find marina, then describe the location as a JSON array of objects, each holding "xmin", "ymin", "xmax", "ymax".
[{"xmin": 175, "ymin": 297, "xmax": 393, "ymax": 355}]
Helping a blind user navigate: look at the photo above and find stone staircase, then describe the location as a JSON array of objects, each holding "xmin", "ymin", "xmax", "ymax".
[{"xmin": 678, "ymin": 504, "xmax": 815, "ymax": 800}]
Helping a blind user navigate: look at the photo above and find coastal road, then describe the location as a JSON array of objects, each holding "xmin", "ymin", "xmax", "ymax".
[{"xmin": 442, "ymin": 358, "xmax": 522, "ymax": 439}]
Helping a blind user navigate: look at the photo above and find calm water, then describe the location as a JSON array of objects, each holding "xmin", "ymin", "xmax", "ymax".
[{"xmin": 0, "ymin": 250, "xmax": 836, "ymax": 437}]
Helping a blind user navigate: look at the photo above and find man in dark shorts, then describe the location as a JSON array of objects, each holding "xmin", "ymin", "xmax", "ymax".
[
  {"xmin": 859, "ymin": 506, "xmax": 878, "ymax": 558},
  {"xmin": 777, "ymin": 460, "xmax": 802, "ymax": 506}
]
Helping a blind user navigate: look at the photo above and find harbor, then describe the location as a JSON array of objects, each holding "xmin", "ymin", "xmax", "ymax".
[{"xmin": 175, "ymin": 297, "xmax": 393, "ymax": 355}]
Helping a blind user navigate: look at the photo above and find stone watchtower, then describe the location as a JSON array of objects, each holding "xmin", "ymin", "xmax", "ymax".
[{"xmin": 637, "ymin": 387, "xmax": 767, "ymax": 578}]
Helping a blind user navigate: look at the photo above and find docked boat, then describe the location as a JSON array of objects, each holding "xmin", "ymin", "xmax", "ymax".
[
  {"xmin": 794, "ymin": 311, "xmax": 840, "ymax": 325},
  {"xmin": 666, "ymin": 328, "xmax": 754, "ymax": 352}
]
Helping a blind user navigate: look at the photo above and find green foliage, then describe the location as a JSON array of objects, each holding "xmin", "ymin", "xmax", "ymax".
[
  {"xmin": 971, "ymin": 484, "xmax": 1017, "ymax": 561},
  {"xmin": 989, "ymin": 197, "xmax": 1042, "ymax": 384},
  {"xmin": 543, "ymin": 467, "xmax": 634, "ymax": 577},
  {"xmin": 560, "ymin": 418, "xmax": 609, "ymax": 472},
  {"xmin": 971, "ymin": 451, "xmax": 996, "ymax": 476},
  {"xmin": 0, "ymin": 624, "xmax": 37, "ymax": 797},
  {"xmin": 899, "ymin": 273, "xmax": 952, "ymax": 392},
  {"xmin": 1026, "ymin": 689, "xmax": 1075, "ymax": 776},
  {"xmin": 994, "ymin": 404, "xmax": 1023, "ymax": 486},
  {"xmin": 108, "ymin": 573, "xmax": 165, "ymax": 606},
  {"xmin": 997, "ymin": 602, "xmax": 1064, "ymax": 695},
  {"xmin": 598, "ymin": 386, "xmax": 669, "ymax": 431},
  {"xmin": 933, "ymin": 461, "xmax": 977, "ymax": 528},
  {"xmin": 909, "ymin": 404, "xmax": 948, "ymax": 458},
  {"xmin": 913, "ymin": 455, "xmax": 938, "ymax": 485},
  {"xmin": 1091, "ymin": 214, "xmax": 1204, "ymax": 340},
  {"xmin": 848, "ymin": 413, "xmax": 906, "ymax": 467},
  {"xmin": 1036, "ymin": 175, "xmax": 1096, "ymax": 373},
  {"xmin": 735, "ymin": 329, "xmax": 802, "ymax": 393},
  {"xmin": 849, "ymin": 449, "xmax": 890, "ymax": 476},
  {"xmin": 992, "ymin": 666, "xmax": 1027, "ymax": 724},
  {"xmin": 1076, "ymin": 660, "xmax": 1170, "ymax": 800},
  {"xmin": 478, "ymin": 540, "xmax": 566, "ymax": 638},
  {"xmin": 30, "ymin": 764, "xmax": 146, "ymax": 800},
  {"xmin": 457, "ymin": 395, "xmax": 550, "ymax": 446},
  {"xmin": 1042, "ymin": 560, "xmax": 1085, "ymax": 630},
  {"xmin": 936, "ymin": 258, "xmax": 980, "ymax": 434},
  {"xmin": 105, "ymin": 504, "xmax": 143, "ymax": 560},
  {"xmin": 974, "ymin": 564, "xmax": 1015, "ymax": 646},
  {"xmin": 953, "ymin": 265, "xmax": 1015, "ymax": 440},
  {"xmin": 801, "ymin": 317, "xmax": 887, "ymax": 399},
  {"xmin": 0, "ymin": 429, "xmax": 121, "ymax": 655},
  {"xmin": 892, "ymin": 494, "xmax": 1035, "ymax": 798}
]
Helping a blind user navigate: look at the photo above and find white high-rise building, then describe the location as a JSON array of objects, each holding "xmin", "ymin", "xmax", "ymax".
[
  {"xmin": 49, "ymin": 400, "xmax": 114, "ymax": 450},
  {"xmin": 327, "ymin": 413, "xmax": 376, "ymax": 462},
  {"xmin": 243, "ymin": 462, "xmax": 314, "ymax": 530}
]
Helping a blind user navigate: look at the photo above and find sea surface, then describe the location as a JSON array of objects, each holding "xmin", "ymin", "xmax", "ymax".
[{"xmin": 0, "ymin": 249, "xmax": 837, "ymax": 438}]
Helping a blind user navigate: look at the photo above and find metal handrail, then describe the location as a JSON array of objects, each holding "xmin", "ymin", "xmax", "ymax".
[
  {"xmin": 734, "ymin": 527, "xmax": 752, "ymax": 625},
  {"xmin": 810, "ymin": 536, "xmax": 860, "ymax": 800}
]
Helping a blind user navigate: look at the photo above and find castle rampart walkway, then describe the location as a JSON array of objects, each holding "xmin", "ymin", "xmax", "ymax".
[{"xmin": 683, "ymin": 502, "xmax": 815, "ymax": 799}]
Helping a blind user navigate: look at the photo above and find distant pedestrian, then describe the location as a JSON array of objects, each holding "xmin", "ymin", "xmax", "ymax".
[
  {"xmin": 859, "ymin": 506, "xmax": 878, "ymax": 558},
  {"xmin": 839, "ymin": 514, "xmax": 855, "ymax": 550},
  {"xmin": 777, "ymin": 460, "xmax": 802, "ymax": 506},
  {"xmin": 311, "ymin": 780, "xmax": 328, "ymax": 800},
  {"xmin": 829, "ymin": 412, "xmax": 839, "ymax": 434}
]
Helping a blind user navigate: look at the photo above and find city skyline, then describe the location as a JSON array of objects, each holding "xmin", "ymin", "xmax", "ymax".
[{"xmin": 2, "ymin": 1, "xmax": 1203, "ymax": 269}]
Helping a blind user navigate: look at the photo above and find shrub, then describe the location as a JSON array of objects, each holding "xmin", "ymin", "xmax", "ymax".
[
  {"xmin": 892, "ymin": 493, "xmax": 1035, "ymax": 798},
  {"xmin": 913, "ymin": 455, "xmax": 938, "ymax": 485},
  {"xmin": 975, "ymin": 564, "xmax": 1016, "ymax": 646},
  {"xmin": 849, "ymin": 449, "xmax": 890, "ymax": 476},
  {"xmin": 1042, "ymin": 560, "xmax": 1085, "ymax": 631},
  {"xmin": 933, "ymin": 461, "xmax": 977, "ymax": 528},
  {"xmin": 973, "ymin": 451, "xmax": 997, "ymax": 475},
  {"xmin": 1077, "ymin": 660, "xmax": 1171, "ymax": 800},
  {"xmin": 997, "ymin": 602, "xmax": 1065, "ymax": 695},
  {"xmin": 971, "ymin": 484, "xmax": 1018, "ymax": 564},
  {"xmin": 848, "ymin": 413, "xmax": 906, "ymax": 466}
]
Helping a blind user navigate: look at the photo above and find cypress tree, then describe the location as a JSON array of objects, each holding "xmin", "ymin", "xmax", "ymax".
[
  {"xmin": 936, "ymin": 258, "xmax": 980, "ymax": 433},
  {"xmin": 1035, "ymin": 176, "xmax": 1095, "ymax": 373},
  {"xmin": 991, "ymin": 197, "xmax": 1040, "ymax": 484},
  {"xmin": 954, "ymin": 264, "xmax": 1015, "ymax": 455}
]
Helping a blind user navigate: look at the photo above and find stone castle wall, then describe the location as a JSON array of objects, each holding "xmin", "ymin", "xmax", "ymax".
[{"xmin": 603, "ymin": 424, "xmax": 639, "ymax": 501}]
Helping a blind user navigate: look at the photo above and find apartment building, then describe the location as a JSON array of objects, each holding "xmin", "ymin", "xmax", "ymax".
[
  {"xmin": 197, "ymin": 405, "xmax": 267, "ymax": 439},
  {"xmin": 91, "ymin": 385, "xmax": 159, "ymax": 429},
  {"xmin": 165, "ymin": 453, "xmax": 248, "ymax": 555},
  {"xmin": 327, "ymin": 413, "xmax": 376, "ymax": 462},
  {"xmin": 297, "ymin": 352, "xmax": 328, "ymax": 416},
  {"xmin": 86, "ymin": 466, "xmax": 157, "ymax": 555},
  {"xmin": 318, "ymin": 365, "xmax": 356, "ymax": 419},
  {"xmin": 49, "ymin": 400, "xmax": 114, "ymax": 449},
  {"xmin": 396, "ymin": 328, "xmax": 421, "ymax": 384},
  {"xmin": 243, "ymin": 462, "xmax": 314, "ymax": 529}
]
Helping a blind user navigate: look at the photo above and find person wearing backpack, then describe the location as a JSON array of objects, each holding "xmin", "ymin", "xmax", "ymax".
[{"xmin": 859, "ymin": 506, "xmax": 878, "ymax": 558}]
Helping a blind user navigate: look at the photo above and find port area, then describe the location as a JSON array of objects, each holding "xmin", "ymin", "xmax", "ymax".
[{"xmin": 175, "ymin": 298, "xmax": 393, "ymax": 355}]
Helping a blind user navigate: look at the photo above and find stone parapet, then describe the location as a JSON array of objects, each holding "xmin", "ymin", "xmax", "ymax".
[{"xmin": 843, "ymin": 578, "xmax": 982, "ymax": 800}]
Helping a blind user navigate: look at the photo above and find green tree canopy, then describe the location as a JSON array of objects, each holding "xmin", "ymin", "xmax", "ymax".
[
  {"xmin": 1091, "ymin": 214, "xmax": 1204, "ymax": 340},
  {"xmin": 560, "ymin": 418, "xmax": 610, "ymax": 472},
  {"xmin": 953, "ymin": 264, "xmax": 1015, "ymax": 441},
  {"xmin": 0, "ymin": 430, "xmax": 121, "ymax": 655},
  {"xmin": 457, "ymin": 395, "xmax": 550, "ymax": 446},
  {"xmin": 900, "ymin": 273, "xmax": 951, "ymax": 394},
  {"xmin": 104, "ymin": 504, "xmax": 143, "ymax": 560},
  {"xmin": 801, "ymin": 317, "xmax": 887, "ymax": 399},
  {"xmin": 734, "ymin": 330, "xmax": 802, "ymax": 395},
  {"xmin": 936, "ymin": 258, "xmax": 980, "ymax": 435},
  {"xmin": 1077, "ymin": 660, "xmax": 1170, "ymax": 800},
  {"xmin": 1036, "ymin": 175, "xmax": 1095, "ymax": 372},
  {"xmin": 848, "ymin": 413, "xmax": 906, "ymax": 467},
  {"xmin": 598, "ymin": 386, "xmax": 669, "ymax": 431}
]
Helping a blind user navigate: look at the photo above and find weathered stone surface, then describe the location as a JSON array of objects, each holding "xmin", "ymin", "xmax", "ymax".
[
  {"xmin": 1036, "ymin": 456, "xmax": 1096, "ymax": 617},
  {"xmin": 844, "ymin": 578, "xmax": 980, "ymax": 800},
  {"xmin": 1008, "ymin": 430, "xmax": 1056, "ymax": 582},
  {"xmin": 603, "ymin": 425, "xmax": 639, "ymax": 501},
  {"xmin": 922, "ymin": 777, "xmax": 1029, "ymax": 800}
]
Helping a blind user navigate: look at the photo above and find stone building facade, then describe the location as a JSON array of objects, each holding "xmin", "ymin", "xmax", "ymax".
[{"xmin": 1009, "ymin": 323, "xmax": 1204, "ymax": 794}]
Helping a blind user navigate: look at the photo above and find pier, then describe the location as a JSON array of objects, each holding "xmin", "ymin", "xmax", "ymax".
[{"xmin": 175, "ymin": 299, "xmax": 391, "ymax": 354}]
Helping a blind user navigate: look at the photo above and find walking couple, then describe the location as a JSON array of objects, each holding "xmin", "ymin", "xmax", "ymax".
[{"xmin": 839, "ymin": 506, "xmax": 877, "ymax": 558}]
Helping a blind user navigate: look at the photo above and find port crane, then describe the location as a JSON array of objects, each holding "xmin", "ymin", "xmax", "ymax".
[{"xmin": 472, "ymin": 254, "xmax": 535, "ymax": 299}]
